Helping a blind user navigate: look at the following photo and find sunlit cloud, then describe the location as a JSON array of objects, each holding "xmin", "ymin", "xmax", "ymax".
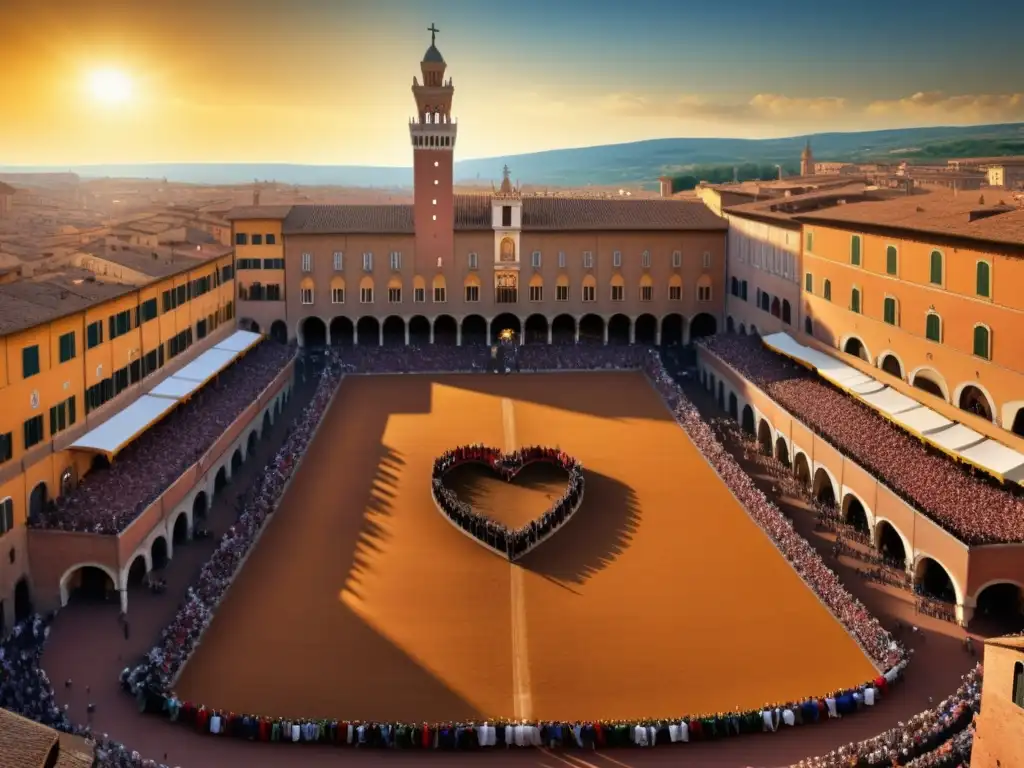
[{"xmin": 865, "ymin": 91, "xmax": 1024, "ymax": 124}]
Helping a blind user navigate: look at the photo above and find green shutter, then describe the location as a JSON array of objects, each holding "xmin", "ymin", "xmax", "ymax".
[
  {"xmin": 806, "ymin": 231, "xmax": 813, "ymax": 251},
  {"xmin": 926, "ymin": 313, "xmax": 941, "ymax": 342},
  {"xmin": 805, "ymin": 273, "xmax": 813, "ymax": 292},
  {"xmin": 886, "ymin": 246, "xmax": 898, "ymax": 275},
  {"xmin": 973, "ymin": 326, "xmax": 990, "ymax": 359},
  {"xmin": 851, "ymin": 289, "xmax": 860, "ymax": 313},
  {"xmin": 851, "ymin": 236, "xmax": 861, "ymax": 265},
  {"xmin": 976, "ymin": 262, "xmax": 990, "ymax": 297},
  {"xmin": 824, "ymin": 280, "xmax": 832, "ymax": 300},
  {"xmin": 930, "ymin": 251, "xmax": 943, "ymax": 285},
  {"xmin": 884, "ymin": 298, "xmax": 896, "ymax": 325}
]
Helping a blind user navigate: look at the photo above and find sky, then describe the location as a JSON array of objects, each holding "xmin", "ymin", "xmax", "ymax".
[{"xmin": 2, "ymin": 0, "xmax": 1023, "ymax": 167}]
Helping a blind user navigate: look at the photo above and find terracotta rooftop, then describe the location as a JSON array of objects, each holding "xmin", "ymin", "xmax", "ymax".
[
  {"xmin": 984, "ymin": 633, "xmax": 1024, "ymax": 651},
  {"xmin": 225, "ymin": 205, "xmax": 294, "ymax": 221},
  {"xmin": 0, "ymin": 182, "xmax": 15, "ymax": 195},
  {"xmin": 724, "ymin": 184, "xmax": 873, "ymax": 225},
  {"xmin": 797, "ymin": 190, "xmax": 1024, "ymax": 248},
  {"xmin": 283, "ymin": 195, "xmax": 727, "ymax": 235},
  {"xmin": 0, "ymin": 708, "xmax": 59, "ymax": 768},
  {"xmin": 950, "ymin": 155, "xmax": 1024, "ymax": 166},
  {"xmin": 80, "ymin": 242, "xmax": 231, "ymax": 279}
]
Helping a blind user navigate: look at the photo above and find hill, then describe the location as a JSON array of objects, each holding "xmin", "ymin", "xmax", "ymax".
[{"xmin": 3, "ymin": 123, "xmax": 1023, "ymax": 189}]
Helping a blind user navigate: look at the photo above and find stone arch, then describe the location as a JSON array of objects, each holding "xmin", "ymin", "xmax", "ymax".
[
  {"xmin": 13, "ymin": 578, "xmax": 32, "ymax": 622},
  {"xmin": 247, "ymin": 430, "xmax": 258, "ymax": 456},
  {"xmin": 431, "ymin": 273, "xmax": 446, "ymax": 303},
  {"xmin": 878, "ymin": 350, "xmax": 905, "ymax": 380},
  {"xmin": 609, "ymin": 272, "xmax": 625, "ymax": 303},
  {"xmin": 413, "ymin": 274, "xmax": 426, "ymax": 302},
  {"xmin": 740, "ymin": 405, "xmax": 755, "ymax": 435},
  {"xmin": 491, "ymin": 313, "xmax": 521, "ymax": 343},
  {"xmin": 775, "ymin": 437, "xmax": 790, "ymax": 467},
  {"xmin": 330, "ymin": 317, "xmax": 354, "ymax": 347},
  {"xmin": 909, "ymin": 366, "xmax": 950, "ymax": 401},
  {"xmin": 126, "ymin": 554, "xmax": 148, "ymax": 587},
  {"xmin": 812, "ymin": 466, "xmax": 838, "ymax": 508},
  {"xmin": 873, "ymin": 518, "xmax": 909, "ymax": 569},
  {"xmin": 299, "ymin": 316, "xmax": 327, "ymax": 348},
  {"xmin": 268, "ymin": 319, "xmax": 287, "ymax": 344},
  {"xmin": 581, "ymin": 274, "xmax": 597, "ymax": 305},
  {"xmin": 408, "ymin": 315, "xmax": 431, "ymax": 345},
  {"xmin": 382, "ymin": 315, "xmax": 405, "ymax": 346},
  {"xmin": 841, "ymin": 334, "xmax": 871, "ymax": 363},
  {"xmin": 750, "ymin": 324, "xmax": 759, "ymax": 336},
  {"xmin": 500, "ymin": 237, "xmax": 515, "ymax": 261},
  {"xmin": 556, "ymin": 273, "xmax": 570, "ymax": 298},
  {"xmin": 770, "ymin": 296, "xmax": 781, "ymax": 318},
  {"xmin": 462, "ymin": 314, "xmax": 487, "ymax": 345},
  {"xmin": 781, "ymin": 299, "xmax": 792, "ymax": 325},
  {"xmin": 356, "ymin": 316, "xmax": 380, "ymax": 347},
  {"xmin": 757, "ymin": 419, "xmax": 773, "ymax": 455},
  {"xmin": 738, "ymin": 323, "xmax": 746, "ymax": 335},
  {"xmin": 794, "ymin": 451, "xmax": 811, "ymax": 489},
  {"xmin": 661, "ymin": 313, "xmax": 685, "ymax": 345},
  {"xmin": 913, "ymin": 554, "xmax": 963, "ymax": 605},
  {"xmin": 330, "ymin": 274, "xmax": 345, "ymax": 302},
  {"xmin": 524, "ymin": 314, "xmax": 548, "ymax": 345},
  {"xmin": 668, "ymin": 274, "xmax": 682, "ymax": 300},
  {"xmin": 59, "ymin": 563, "xmax": 119, "ymax": 606},
  {"xmin": 434, "ymin": 314, "xmax": 457, "ymax": 345},
  {"xmin": 151, "ymin": 536, "xmax": 169, "ymax": 570},
  {"xmin": 193, "ymin": 490, "xmax": 209, "ymax": 522},
  {"xmin": 972, "ymin": 580, "xmax": 1024, "ymax": 625},
  {"xmin": 551, "ymin": 314, "xmax": 575, "ymax": 344},
  {"xmin": 634, "ymin": 313, "xmax": 657, "ymax": 345},
  {"xmin": 841, "ymin": 492, "xmax": 871, "ymax": 534},
  {"xmin": 172, "ymin": 512, "xmax": 189, "ymax": 546},
  {"xmin": 248, "ymin": 319, "xmax": 261, "ymax": 333},
  {"xmin": 708, "ymin": 372, "xmax": 716, "ymax": 394},
  {"xmin": 690, "ymin": 313, "xmax": 717, "ymax": 339},
  {"xmin": 716, "ymin": 380, "xmax": 725, "ymax": 410},
  {"xmin": 726, "ymin": 316, "xmax": 735, "ymax": 333},
  {"xmin": 28, "ymin": 482, "xmax": 49, "ymax": 522},
  {"xmin": 528, "ymin": 272, "xmax": 543, "ymax": 303},
  {"xmin": 231, "ymin": 448, "xmax": 243, "ymax": 473},
  {"xmin": 214, "ymin": 465, "xmax": 228, "ymax": 495},
  {"xmin": 359, "ymin": 274, "xmax": 375, "ymax": 304},
  {"xmin": 578, "ymin": 313, "xmax": 604, "ymax": 344},
  {"xmin": 955, "ymin": 382, "xmax": 996, "ymax": 423},
  {"xmin": 728, "ymin": 392, "xmax": 738, "ymax": 420},
  {"xmin": 1011, "ymin": 404, "xmax": 1024, "ymax": 436},
  {"xmin": 608, "ymin": 313, "xmax": 631, "ymax": 345}
]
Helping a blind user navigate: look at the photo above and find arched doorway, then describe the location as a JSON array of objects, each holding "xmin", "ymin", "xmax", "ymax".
[
  {"xmin": 738, "ymin": 323, "xmax": 746, "ymax": 335},
  {"xmin": 409, "ymin": 315, "xmax": 431, "ymax": 346},
  {"xmin": 551, "ymin": 314, "xmax": 575, "ymax": 344},
  {"xmin": 794, "ymin": 452, "xmax": 811, "ymax": 489},
  {"xmin": 874, "ymin": 520, "xmax": 908, "ymax": 569},
  {"xmin": 690, "ymin": 313, "xmax": 717, "ymax": 339},
  {"xmin": 717, "ymin": 381, "xmax": 725, "ymax": 410},
  {"xmin": 382, "ymin": 316, "xmax": 405, "ymax": 346},
  {"xmin": 973, "ymin": 583, "xmax": 1023, "ymax": 631},
  {"xmin": 750, "ymin": 324, "xmax": 759, "ymax": 336},
  {"xmin": 214, "ymin": 466, "xmax": 228, "ymax": 495},
  {"xmin": 126, "ymin": 555, "xmax": 148, "ymax": 588},
  {"xmin": 247, "ymin": 431, "xmax": 258, "ymax": 456},
  {"xmin": 263, "ymin": 410, "xmax": 272, "ymax": 434},
  {"xmin": 300, "ymin": 317, "xmax": 327, "ymax": 348},
  {"xmin": 608, "ymin": 314, "xmax": 630, "ymax": 345},
  {"xmin": 60, "ymin": 466, "xmax": 76, "ymax": 496},
  {"xmin": 775, "ymin": 438, "xmax": 790, "ymax": 468},
  {"xmin": 661, "ymin": 313, "xmax": 684, "ymax": 345},
  {"xmin": 709, "ymin": 373, "xmax": 716, "ymax": 394},
  {"xmin": 728, "ymin": 393, "xmax": 738, "ymax": 420},
  {"xmin": 578, "ymin": 314, "xmax": 604, "ymax": 344},
  {"xmin": 64, "ymin": 565, "xmax": 116, "ymax": 604},
  {"xmin": 880, "ymin": 354, "xmax": 903, "ymax": 379},
  {"xmin": 172, "ymin": 513, "xmax": 189, "ymax": 546},
  {"xmin": 14, "ymin": 578, "xmax": 32, "ymax": 622},
  {"xmin": 757, "ymin": 420, "xmax": 773, "ymax": 455},
  {"xmin": 462, "ymin": 314, "xmax": 487, "ymax": 345},
  {"xmin": 812, "ymin": 468, "xmax": 836, "ymax": 508},
  {"xmin": 434, "ymin": 315, "xmax": 457, "ymax": 345},
  {"xmin": 356, "ymin": 316, "xmax": 381, "ymax": 346},
  {"xmin": 741, "ymin": 405, "xmax": 755, "ymax": 436},
  {"xmin": 958, "ymin": 385, "xmax": 994, "ymax": 422},
  {"xmin": 635, "ymin": 314, "xmax": 657, "ymax": 345},
  {"xmin": 231, "ymin": 449, "xmax": 243, "ymax": 473},
  {"xmin": 782, "ymin": 300, "xmax": 792, "ymax": 325},
  {"xmin": 1014, "ymin": 407, "xmax": 1024, "ymax": 437},
  {"xmin": 151, "ymin": 537, "xmax": 169, "ymax": 570},
  {"xmin": 770, "ymin": 297, "xmax": 781, "ymax": 318},
  {"xmin": 842, "ymin": 495, "xmax": 870, "ymax": 534},
  {"xmin": 269, "ymin": 319, "xmax": 287, "ymax": 344},
  {"xmin": 912, "ymin": 370, "xmax": 946, "ymax": 400},
  {"xmin": 726, "ymin": 316, "xmax": 735, "ymax": 333},
  {"xmin": 491, "ymin": 313, "xmax": 521, "ymax": 343},
  {"xmin": 915, "ymin": 556, "xmax": 957, "ymax": 603},
  {"xmin": 249, "ymin": 320, "xmax": 261, "ymax": 333},
  {"xmin": 193, "ymin": 491, "xmax": 208, "ymax": 522},
  {"xmin": 843, "ymin": 337, "xmax": 868, "ymax": 361},
  {"xmin": 524, "ymin": 314, "xmax": 548, "ymax": 345},
  {"xmin": 330, "ymin": 317, "xmax": 354, "ymax": 347},
  {"xmin": 28, "ymin": 482, "xmax": 48, "ymax": 522}
]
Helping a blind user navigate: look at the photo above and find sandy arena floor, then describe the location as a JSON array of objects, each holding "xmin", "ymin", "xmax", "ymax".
[{"xmin": 174, "ymin": 372, "xmax": 877, "ymax": 724}]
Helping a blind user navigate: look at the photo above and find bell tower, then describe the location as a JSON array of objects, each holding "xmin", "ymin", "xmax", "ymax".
[{"xmin": 410, "ymin": 23, "xmax": 457, "ymax": 272}]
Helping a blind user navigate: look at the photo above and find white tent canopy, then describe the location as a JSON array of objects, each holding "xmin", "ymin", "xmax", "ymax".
[
  {"xmin": 890, "ymin": 406, "xmax": 954, "ymax": 436},
  {"xmin": 149, "ymin": 376, "xmax": 202, "ymax": 400},
  {"xmin": 858, "ymin": 387, "xmax": 921, "ymax": 416},
  {"xmin": 215, "ymin": 329, "xmax": 261, "ymax": 354},
  {"xmin": 69, "ymin": 395, "xmax": 179, "ymax": 457},
  {"xmin": 958, "ymin": 440, "xmax": 1024, "ymax": 483}
]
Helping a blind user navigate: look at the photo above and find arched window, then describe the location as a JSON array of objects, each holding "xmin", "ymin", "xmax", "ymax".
[
  {"xmin": 973, "ymin": 324, "xmax": 991, "ymax": 360},
  {"xmin": 885, "ymin": 245, "xmax": 898, "ymax": 276},
  {"xmin": 850, "ymin": 287, "xmax": 861, "ymax": 314},
  {"xmin": 976, "ymin": 261, "xmax": 991, "ymax": 298},
  {"xmin": 925, "ymin": 312, "xmax": 942, "ymax": 342},
  {"xmin": 782, "ymin": 300, "xmax": 792, "ymax": 324},
  {"xmin": 823, "ymin": 279, "xmax": 832, "ymax": 301},
  {"xmin": 929, "ymin": 250, "xmax": 944, "ymax": 285}
]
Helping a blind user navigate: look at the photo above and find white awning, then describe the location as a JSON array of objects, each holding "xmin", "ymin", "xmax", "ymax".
[
  {"xmin": 890, "ymin": 406, "xmax": 954, "ymax": 436},
  {"xmin": 215, "ymin": 329, "xmax": 262, "ymax": 353},
  {"xmin": 858, "ymin": 387, "xmax": 920, "ymax": 416},
  {"xmin": 927, "ymin": 423, "xmax": 986, "ymax": 452},
  {"xmin": 172, "ymin": 348, "xmax": 237, "ymax": 383},
  {"xmin": 843, "ymin": 374, "xmax": 886, "ymax": 395},
  {"xmin": 761, "ymin": 332, "xmax": 811, "ymax": 365},
  {"xmin": 148, "ymin": 376, "xmax": 202, "ymax": 400},
  {"xmin": 957, "ymin": 440, "xmax": 1024, "ymax": 483},
  {"xmin": 70, "ymin": 395, "xmax": 179, "ymax": 457}
]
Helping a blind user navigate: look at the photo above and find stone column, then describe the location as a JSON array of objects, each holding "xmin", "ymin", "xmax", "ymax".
[
  {"xmin": 353, "ymin": 325, "xmax": 359, "ymax": 346},
  {"xmin": 429, "ymin": 324, "xmax": 435, "ymax": 344},
  {"xmin": 603, "ymin": 323, "xmax": 609, "ymax": 345},
  {"xmin": 456, "ymin": 324, "xmax": 462, "ymax": 346},
  {"xmin": 378, "ymin": 324, "xmax": 384, "ymax": 347},
  {"xmin": 629, "ymin": 323, "xmax": 635, "ymax": 344},
  {"xmin": 405, "ymin": 324, "xmax": 410, "ymax": 346},
  {"xmin": 547, "ymin": 325, "xmax": 553, "ymax": 344}
]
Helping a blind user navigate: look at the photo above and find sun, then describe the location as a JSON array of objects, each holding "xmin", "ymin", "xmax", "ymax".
[{"xmin": 87, "ymin": 69, "xmax": 133, "ymax": 105}]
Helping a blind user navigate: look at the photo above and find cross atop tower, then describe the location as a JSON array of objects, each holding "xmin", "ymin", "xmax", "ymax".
[{"xmin": 428, "ymin": 23, "xmax": 439, "ymax": 46}]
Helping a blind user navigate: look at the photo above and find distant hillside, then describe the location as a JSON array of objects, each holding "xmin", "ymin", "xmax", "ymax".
[{"xmin": 3, "ymin": 123, "xmax": 1023, "ymax": 189}]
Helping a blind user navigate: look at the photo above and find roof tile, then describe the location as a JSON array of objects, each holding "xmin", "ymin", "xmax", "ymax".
[{"xmin": 0, "ymin": 709, "xmax": 59, "ymax": 768}]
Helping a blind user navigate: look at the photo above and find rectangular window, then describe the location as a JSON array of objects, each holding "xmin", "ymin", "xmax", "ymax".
[
  {"xmin": 108, "ymin": 309, "xmax": 132, "ymax": 340},
  {"xmin": 925, "ymin": 313, "xmax": 942, "ymax": 342},
  {"xmin": 235, "ymin": 232, "xmax": 248, "ymax": 245},
  {"xmin": 388, "ymin": 287, "xmax": 402, "ymax": 303},
  {"xmin": 582, "ymin": 285, "xmax": 595, "ymax": 302},
  {"xmin": 1013, "ymin": 661, "xmax": 1024, "ymax": 708},
  {"xmin": 529, "ymin": 285, "xmax": 543, "ymax": 302},
  {"xmin": 698, "ymin": 286, "xmax": 712, "ymax": 302},
  {"xmin": 86, "ymin": 320, "xmax": 103, "ymax": 349},
  {"xmin": 531, "ymin": 251, "xmax": 542, "ymax": 268},
  {"xmin": 221, "ymin": 264, "xmax": 234, "ymax": 282},
  {"xmin": 556, "ymin": 284, "xmax": 569, "ymax": 302},
  {"xmin": 583, "ymin": 251, "xmax": 594, "ymax": 268},
  {"xmin": 0, "ymin": 432, "xmax": 12, "ymax": 464},
  {"xmin": 804, "ymin": 273, "xmax": 813, "ymax": 293},
  {"xmin": 611, "ymin": 285, "xmax": 624, "ymax": 301},
  {"xmin": 976, "ymin": 261, "xmax": 991, "ymax": 297},
  {"xmin": 332, "ymin": 288, "xmax": 345, "ymax": 304},
  {"xmin": 22, "ymin": 345, "xmax": 40, "ymax": 378},
  {"xmin": 265, "ymin": 284, "xmax": 282, "ymax": 301},
  {"xmin": 642, "ymin": 251, "xmax": 651, "ymax": 269},
  {"xmin": 613, "ymin": 251, "xmax": 622, "ymax": 267},
  {"xmin": 301, "ymin": 252, "xmax": 312, "ymax": 272},
  {"xmin": 668, "ymin": 285, "xmax": 681, "ymax": 301},
  {"xmin": 0, "ymin": 497, "xmax": 12, "ymax": 533},
  {"xmin": 139, "ymin": 298, "xmax": 158, "ymax": 323},
  {"xmin": 23, "ymin": 415, "xmax": 44, "ymax": 450},
  {"xmin": 702, "ymin": 251, "xmax": 712, "ymax": 268},
  {"xmin": 883, "ymin": 297, "xmax": 897, "ymax": 325},
  {"xmin": 266, "ymin": 233, "xmax": 276, "ymax": 245},
  {"xmin": 262, "ymin": 258, "xmax": 284, "ymax": 269},
  {"xmin": 468, "ymin": 252, "xmax": 478, "ymax": 269},
  {"xmin": 390, "ymin": 251, "xmax": 402, "ymax": 271},
  {"xmin": 142, "ymin": 349, "xmax": 160, "ymax": 379},
  {"xmin": 362, "ymin": 252, "xmax": 373, "ymax": 272},
  {"xmin": 502, "ymin": 206, "xmax": 512, "ymax": 227},
  {"xmin": 824, "ymin": 280, "xmax": 832, "ymax": 301},
  {"xmin": 672, "ymin": 251, "xmax": 682, "ymax": 268},
  {"xmin": 251, "ymin": 234, "xmax": 263, "ymax": 245},
  {"xmin": 49, "ymin": 396, "xmax": 76, "ymax": 437},
  {"xmin": 805, "ymin": 230, "xmax": 813, "ymax": 252},
  {"xmin": 850, "ymin": 288, "xmax": 861, "ymax": 314},
  {"xmin": 973, "ymin": 325, "xmax": 991, "ymax": 359},
  {"xmin": 113, "ymin": 365, "xmax": 129, "ymax": 395},
  {"xmin": 300, "ymin": 287, "xmax": 313, "ymax": 305},
  {"xmin": 360, "ymin": 287, "xmax": 374, "ymax": 303},
  {"xmin": 640, "ymin": 285, "xmax": 653, "ymax": 302},
  {"xmin": 58, "ymin": 331, "xmax": 76, "ymax": 363},
  {"xmin": 176, "ymin": 284, "xmax": 186, "ymax": 305},
  {"xmin": 929, "ymin": 250, "xmax": 943, "ymax": 285},
  {"xmin": 433, "ymin": 286, "xmax": 445, "ymax": 303},
  {"xmin": 333, "ymin": 251, "xmax": 344, "ymax": 271},
  {"xmin": 850, "ymin": 235, "xmax": 861, "ymax": 266},
  {"xmin": 129, "ymin": 358, "xmax": 142, "ymax": 384},
  {"xmin": 741, "ymin": 281, "xmax": 748, "ymax": 301},
  {"xmin": 886, "ymin": 246, "xmax": 898, "ymax": 276},
  {"xmin": 413, "ymin": 287, "xmax": 425, "ymax": 302},
  {"xmin": 465, "ymin": 285, "xmax": 479, "ymax": 302},
  {"xmin": 558, "ymin": 251, "xmax": 566, "ymax": 269}
]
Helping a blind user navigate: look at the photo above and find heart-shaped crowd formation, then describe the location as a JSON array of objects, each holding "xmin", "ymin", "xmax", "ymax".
[{"xmin": 431, "ymin": 445, "xmax": 585, "ymax": 561}]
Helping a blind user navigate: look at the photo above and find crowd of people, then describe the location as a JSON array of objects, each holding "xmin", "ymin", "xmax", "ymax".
[
  {"xmin": 701, "ymin": 334, "xmax": 1024, "ymax": 545},
  {"xmin": 793, "ymin": 664, "xmax": 981, "ymax": 768},
  {"xmin": 31, "ymin": 341, "xmax": 295, "ymax": 535},
  {"xmin": 431, "ymin": 445, "xmax": 584, "ymax": 560}
]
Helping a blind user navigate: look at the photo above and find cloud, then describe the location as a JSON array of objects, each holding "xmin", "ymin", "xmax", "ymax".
[
  {"xmin": 601, "ymin": 92, "xmax": 848, "ymax": 122},
  {"xmin": 865, "ymin": 91, "xmax": 1024, "ymax": 124}
]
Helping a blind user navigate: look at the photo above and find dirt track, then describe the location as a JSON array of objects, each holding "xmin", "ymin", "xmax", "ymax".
[{"xmin": 174, "ymin": 372, "xmax": 876, "ymax": 723}]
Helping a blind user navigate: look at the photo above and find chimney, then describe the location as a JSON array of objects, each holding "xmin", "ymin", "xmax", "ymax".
[
  {"xmin": 253, "ymin": 187, "xmax": 261, "ymax": 206},
  {"xmin": 657, "ymin": 176, "xmax": 673, "ymax": 198}
]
